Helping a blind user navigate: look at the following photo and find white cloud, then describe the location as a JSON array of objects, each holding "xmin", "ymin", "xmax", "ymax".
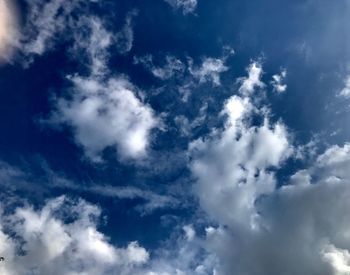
[
  {"xmin": 338, "ymin": 76, "xmax": 350, "ymax": 98},
  {"xmin": 190, "ymin": 95, "xmax": 291, "ymax": 229},
  {"xmin": 271, "ymin": 69, "xmax": 287, "ymax": 93},
  {"xmin": 54, "ymin": 76, "xmax": 158, "ymax": 161},
  {"xmin": 134, "ymin": 55, "xmax": 185, "ymax": 80},
  {"xmin": 175, "ymin": 103, "xmax": 207, "ymax": 136},
  {"xmin": 189, "ymin": 57, "xmax": 228, "ymax": 86},
  {"xmin": 192, "ymin": 136, "xmax": 350, "ymax": 275},
  {"xmin": 20, "ymin": 0, "xmax": 80, "ymax": 56},
  {"xmin": 87, "ymin": 185, "xmax": 179, "ymax": 214},
  {"xmin": 164, "ymin": 0, "xmax": 198, "ymax": 14},
  {"xmin": 238, "ymin": 62, "xmax": 265, "ymax": 95},
  {"xmin": 72, "ymin": 17, "xmax": 112, "ymax": 76},
  {"xmin": 183, "ymin": 225, "xmax": 196, "ymax": 241},
  {"xmin": 322, "ymin": 244, "xmax": 350, "ymax": 275},
  {"xmin": 0, "ymin": 0, "xmax": 18, "ymax": 62},
  {"xmin": 135, "ymin": 53, "xmax": 230, "ymax": 91},
  {"xmin": 187, "ymin": 62, "xmax": 350, "ymax": 275},
  {"xmin": 0, "ymin": 196, "xmax": 149, "ymax": 275},
  {"xmin": 19, "ymin": 0, "xmax": 135, "ymax": 61},
  {"xmin": 114, "ymin": 10, "xmax": 137, "ymax": 54},
  {"xmin": 141, "ymin": 225, "xmax": 217, "ymax": 275},
  {"xmin": 49, "ymin": 18, "xmax": 158, "ymax": 161},
  {"xmin": 190, "ymin": 62, "xmax": 291, "ymax": 229}
]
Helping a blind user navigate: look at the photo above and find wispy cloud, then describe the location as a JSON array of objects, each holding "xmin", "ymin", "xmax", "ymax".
[
  {"xmin": 271, "ymin": 69, "xmax": 287, "ymax": 93},
  {"xmin": 164, "ymin": 0, "xmax": 198, "ymax": 15},
  {"xmin": 87, "ymin": 185, "xmax": 180, "ymax": 215}
]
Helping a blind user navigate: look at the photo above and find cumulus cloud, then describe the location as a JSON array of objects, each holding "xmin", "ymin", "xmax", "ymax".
[
  {"xmin": 271, "ymin": 69, "xmax": 287, "ymax": 93},
  {"xmin": 0, "ymin": 187, "xmax": 217, "ymax": 275},
  {"xmin": 188, "ymin": 61, "xmax": 350, "ymax": 274},
  {"xmin": 164, "ymin": 0, "xmax": 198, "ymax": 15},
  {"xmin": 7, "ymin": 142, "xmax": 350, "ymax": 275},
  {"xmin": 0, "ymin": 196, "xmax": 149, "ymax": 275},
  {"xmin": 48, "ymin": 18, "xmax": 158, "ymax": 161},
  {"xmin": 0, "ymin": 0, "xmax": 18, "ymax": 62},
  {"xmin": 190, "ymin": 91, "xmax": 291, "ymax": 230},
  {"xmin": 53, "ymin": 76, "xmax": 158, "ymax": 161}
]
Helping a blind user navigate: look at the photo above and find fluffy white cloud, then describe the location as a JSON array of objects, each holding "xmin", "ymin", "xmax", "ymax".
[
  {"xmin": 190, "ymin": 62, "xmax": 291, "ymax": 229},
  {"xmin": 49, "ymin": 18, "xmax": 158, "ymax": 161},
  {"xmin": 190, "ymin": 96, "xmax": 291, "ymax": 230},
  {"xmin": 164, "ymin": 0, "xmax": 198, "ymax": 14},
  {"xmin": 322, "ymin": 244, "xmax": 350, "ymax": 275},
  {"xmin": 0, "ymin": 196, "xmax": 149, "ymax": 275},
  {"xmin": 195, "ymin": 133, "xmax": 350, "ymax": 274},
  {"xmin": 271, "ymin": 69, "xmax": 287, "ymax": 93},
  {"xmin": 54, "ymin": 76, "xmax": 157, "ymax": 161},
  {"xmin": 188, "ymin": 62, "xmax": 350, "ymax": 275},
  {"xmin": 0, "ymin": 0, "xmax": 18, "ymax": 62}
]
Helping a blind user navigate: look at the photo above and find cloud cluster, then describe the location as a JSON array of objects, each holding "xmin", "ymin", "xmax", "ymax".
[
  {"xmin": 190, "ymin": 61, "xmax": 292, "ymax": 230},
  {"xmin": 189, "ymin": 62, "xmax": 350, "ymax": 275},
  {"xmin": 0, "ymin": 196, "xmax": 149, "ymax": 275},
  {"xmin": 135, "ymin": 53, "xmax": 230, "ymax": 89},
  {"xmin": 271, "ymin": 69, "xmax": 287, "ymax": 93}
]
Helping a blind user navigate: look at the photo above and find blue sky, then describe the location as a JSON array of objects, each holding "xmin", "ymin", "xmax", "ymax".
[{"xmin": 1, "ymin": 0, "xmax": 350, "ymax": 274}]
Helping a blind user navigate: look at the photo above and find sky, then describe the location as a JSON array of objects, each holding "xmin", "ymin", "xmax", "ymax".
[{"xmin": 0, "ymin": 0, "xmax": 350, "ymax": 274}]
